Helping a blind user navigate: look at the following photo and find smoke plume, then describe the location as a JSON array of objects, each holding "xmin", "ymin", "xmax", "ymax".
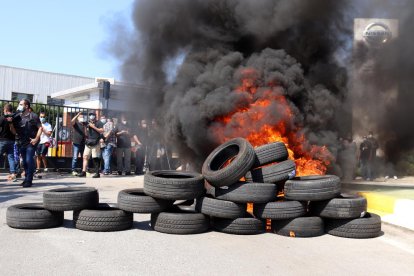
[{"xmin": 109, "ymin": 0, "xmax": 414, "ymax": 172}]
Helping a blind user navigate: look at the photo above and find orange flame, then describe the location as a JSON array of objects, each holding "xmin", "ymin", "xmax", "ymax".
[{"xmin": 211, "ymin": 68, "xmax": 333, "ymax": 176}]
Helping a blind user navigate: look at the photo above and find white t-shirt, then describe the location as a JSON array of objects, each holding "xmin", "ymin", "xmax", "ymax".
[{"xmin": 40, "ymin": 122, "xmax": 53, "ymax": 144}]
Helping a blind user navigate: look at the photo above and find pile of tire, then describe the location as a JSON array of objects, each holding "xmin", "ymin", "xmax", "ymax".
[
  {"xmin": 6, "ymin": 187, "xmax": 134, "ymax": 232},
  {"xmin": 6, "ymin": 137, "xmax": 381, "ymax": 238},
  {"xmin": 198, "ymin": 137, "xmax": 381, "ymax": 238}
]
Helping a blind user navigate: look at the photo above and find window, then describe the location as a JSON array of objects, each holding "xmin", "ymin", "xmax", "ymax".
[
  {"xmin": 12, "ymin": 92, "xmax": 33, "ymax": 103},
  {"xmin": 47, "ymin": 96, "xmax": 64, "ymax": 105}
]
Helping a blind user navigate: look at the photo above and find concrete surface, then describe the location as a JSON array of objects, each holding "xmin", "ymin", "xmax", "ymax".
[{"xmin": 1, "ymin": 173, "xmax": 414, "ymax": 275}]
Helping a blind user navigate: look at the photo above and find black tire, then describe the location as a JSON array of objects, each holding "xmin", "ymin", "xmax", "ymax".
[
  {"xmin": 284, "ymin": 175, "xmax": 341, "ymax": 201},
  {"xmin": 195, "ymin": 196, "xmax": 246, "ymax": 219},
  {"xmin": 213, "ymin": 182, "xmax": 278, "ymax": 203},
  {"xmin": 272, "ymin": 216, "xmax": 324, "ymax": 237},
  {"xmin": 6, "ymin": 203, "xmax": 64, "ymax": 229},
  {"xmin": 309, "ymin": 193, "xmax": 367, "ymax": 219},
  {"xmin": 73, "ymin": 204, "xmax": 133, "ymax": 232},
  {"xmin": 202, "ymin": 138, "xmax": 255, "ymax": 187},
  {"xmin": 212, "ymin": 215, "xmax": 265, "ymax": 235},
  {"xmin": 151, "ymin": 210, "xmax": 209, "ymax": 235},
  {"xmin": 254, "ymin": 200, "xmax": 307, "ymax": 220},
  {"xmin": 117, "ymin": 188, "xmax": 174, "ymax": 213},
  {"xmin": 325, "ymin": 212, "xmax": 382, "ymax": 239},
  {"xmin": 245, "ymin": 160, "xmax": 296, "ymax": 184},
  {"xmin": 43, "ymin": 187, "xmax": 99, "ymax": 211},
  {"xmin": 144, "ymin": 170, "xmax": 205, "ymax": 200},
  {"xmin": 252, "ymin": 142, "xmax": 288, "ymax": 168}
]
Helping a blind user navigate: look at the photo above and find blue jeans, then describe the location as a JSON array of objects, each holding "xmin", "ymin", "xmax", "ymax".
[
  {"xmin": 0, "ymin": 140, "xmax": 16, "ymax": 174},
  {"xmin": 72, "ymin": 143, "xmax": 85, "ymax": 171},
  {"xmin": 102, "ymin": 144, "xmax": 114, "ymax": 173},
  {"xmin": 20, "ymin": 144, "xmax": 36, "ymax": 182}
]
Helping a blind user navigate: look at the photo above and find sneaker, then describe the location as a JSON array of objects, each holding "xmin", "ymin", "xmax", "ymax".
[
  {"xmin": 77, "ymin": 171, "xmax": 86, "ymax": 177},
  {"xmin": 103, "ymin": 172, "xmax": 109, "ymax": 176},
  {"xmin": 92, "ymin": 173, "xmax": 100, "ymax": 178},
  {"xmin": 72, "ymin": 171, "xmax": 79, "ymax": 176},
  {"xmin": 385, "ymin": 175, "xmax": 389, "ymax": 180},
  {"xmin": 35, "ymin": 169, "xmax": 41, "ymax": 174},
  {"xmin": 22, "ymin": 181, "xmax": 33, "ymax": 188},
  {"xmin": 125, "ymin": 171, "xmax": 131, "ymax": 176},
  {"xmin": 394, "ymin": 176, "xmax": 398, "ymax": 180},
  {"xmin": 117, "ymin": 171, "xmax": 122, "ymax": 176},
  {"xmin": 44, "ymin": 168, "xmax": 49, "ymax": 172}
]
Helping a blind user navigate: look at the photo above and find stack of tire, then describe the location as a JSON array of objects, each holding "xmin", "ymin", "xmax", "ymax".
[
  {"xmin": 6, "ymin": 187, "xmax": 134, "ymax": 232},
  {"xmin": 198, "ymin": 137, "xmax": 381, "ymax": 238}
]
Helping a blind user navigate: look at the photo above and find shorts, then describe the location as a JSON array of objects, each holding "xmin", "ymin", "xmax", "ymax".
[
  {"xmin": 83, "ymin": 144, "xmax": 101, "ymax": 159},
  {"xmin": 36, "ymin": 143, "xmax": 49, "ymax": 156}
]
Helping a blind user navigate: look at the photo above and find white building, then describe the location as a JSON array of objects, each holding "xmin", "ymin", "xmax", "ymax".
[{"xmin": 0, "ymin": 64, "xmax": 150, "ymax": 110}]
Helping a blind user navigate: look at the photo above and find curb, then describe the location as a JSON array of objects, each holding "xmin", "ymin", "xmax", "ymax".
[{"xmin": 358, "ymin": 192, "xmax": 414, "ymax": 232}]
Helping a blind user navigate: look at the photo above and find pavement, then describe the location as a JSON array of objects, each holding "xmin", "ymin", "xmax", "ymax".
[{"xmin": 1, "ymin": 172, "xmax": 414, "ymax": 275}]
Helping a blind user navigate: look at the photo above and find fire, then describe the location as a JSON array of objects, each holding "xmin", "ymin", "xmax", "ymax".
[{"xmin": 211, "ymin": 68, "xmax": 333, "ymax": 176}]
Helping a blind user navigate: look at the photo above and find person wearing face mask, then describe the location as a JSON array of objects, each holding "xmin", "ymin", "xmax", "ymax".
[
  {"xmin": 35, "ymin": 111, "xmax": 52, "ymax": 174},
  {"xmin": 100, "ymin": 115, "xmax": 116, "ymax": 175},
  {"xmin": 71, "ymin": 111, "xmax": 86, "ymax": 176},
  {"xmin": 0, "ymin": 104, "xmax": 17, "ymax": 181},
  {"xmin": 14, "ymin": 99, "xmax": 42, "ymax": 188},
  {"xmin": 78, "ymin": 112, "xmax": 104, "ymax": 178},
  {"xmin": 115, "ymin": 114, "xmax": 141, "ymax": 175}
]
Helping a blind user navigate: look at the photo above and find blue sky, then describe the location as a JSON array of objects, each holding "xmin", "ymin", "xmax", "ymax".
[{"xmin": 0, "ymin": 0, "xmax": 134, "ymax": 79}]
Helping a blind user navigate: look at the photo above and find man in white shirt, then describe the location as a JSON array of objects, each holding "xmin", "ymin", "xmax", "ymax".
[{"xmin": 35, "ymin": 111, "xmax": 52, "ymax": 173}]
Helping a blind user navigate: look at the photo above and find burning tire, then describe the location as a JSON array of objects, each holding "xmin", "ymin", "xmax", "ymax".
[
  {"xmin": 309, "ymin": 193, "xmax": 367, "ymax": 219},
  {"xmin": 212, "ymin": 182, "xmax": 278, "ymax": 203},
  {"xmin": 6, "ymin": 203, "xmax": 64, "ymax": 229},
  {"xmin": 211, "ymin": 215, "xmax": 265, "ymax": 235},
  {"xmin": 144, "ymin": 170, "xmax": 205, "ymax": 200},
  {"xmin": 73, "ymin": 204, "xmax": 133, "ymax": 232},
  {"xmin": 284, "ymin": 175, "xmax": 340, "ymax": 201},
  {"xmin": 202, "ymin": 138, "xmax": 255, "ymax": 187},
  {"xmin": 252, "ymin": 142, "xmax": 288, "ymax": 168},
  {"xmin": 245, "ymin": 160, "xmax": 296, "ymax": 184},
  {"xmin": 151, "ymin": 210, "xmax": 210, "ymax": 235},
  {"xmin": 43, "ymin": 187, "xmax": 99, "ymax": 211},
  {"xmin": 272, "ymin": 216, "xmax": 324, "ymax": 238},
  {"xmin": 195, "ymin": 196, "xmax": 246, "ymax": 219},
  {"xmin": 254, "ymin": 200, "xmax": 307, "ymax": 220},
  {"xmin": 117, "ymin": 188, "xmax": 174, "ymax": 213},
  {"xmin": 325, "ymin": 212, "xmax": 382, "ymax": 239}
]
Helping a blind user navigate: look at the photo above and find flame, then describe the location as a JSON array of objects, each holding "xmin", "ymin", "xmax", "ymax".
[{"xmin": 211, "ymin": 68, "xmax": 333, "ymax": 176}]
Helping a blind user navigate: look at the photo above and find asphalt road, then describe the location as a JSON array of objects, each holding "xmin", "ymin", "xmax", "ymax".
[{"xmin": 1, "ymin": 173, "xmax": 414, "ymax": 275}]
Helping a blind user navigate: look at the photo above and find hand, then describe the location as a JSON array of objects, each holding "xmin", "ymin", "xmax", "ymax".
[
  {"xmin": 30, "ymin": 138, "xmax": 39, "ymax": 145},
  {"xmin": 77, "ymin": 111, "xmax": 82, "ymax": 116},
  {"xmin": 88, "ymin": 122, "xmax": 95, "ymax": 128},
  {"xmin": 99, "ymin": 138, "xmax": 104, "ymax": 143}
]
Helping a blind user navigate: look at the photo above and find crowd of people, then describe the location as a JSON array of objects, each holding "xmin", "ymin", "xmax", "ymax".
[{"xmin": 0, "ymin": 99, "xmax": 173, "ymax": 188}]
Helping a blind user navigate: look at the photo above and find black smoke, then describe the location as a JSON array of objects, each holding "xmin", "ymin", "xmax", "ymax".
[{"xmin": 109, "ymin": 0, "xmax": 414, "ymax": 173}]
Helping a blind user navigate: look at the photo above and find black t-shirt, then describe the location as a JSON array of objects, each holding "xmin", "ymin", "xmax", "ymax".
[
  {"xmin": 15, "ymin": 112, "xmax": 41, "ymax": 146},
  {"xmin": 0, "ymin": 116, "xmax": 15, "ymax": 141},
  {"xmin": 86, "ymin": 120, "xmax": 104, "ymax": 141},
  {"xmin": 116, "ymin": 123, "xmax": 132, "ymax": 148},
  {"xmin": 72, "ymin": 121, "xmax": 86, "ymax": 145}
]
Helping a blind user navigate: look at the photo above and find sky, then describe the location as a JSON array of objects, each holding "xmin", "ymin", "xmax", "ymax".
[{"xmin": 0, "ymin": 0, "xmax": 134, "ymax": 79}]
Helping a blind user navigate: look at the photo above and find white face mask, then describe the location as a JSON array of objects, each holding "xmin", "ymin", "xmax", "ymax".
[
  {"xmin": 78, "ymin": 117, "xmax": 85, "ymax": 123},
  {"xmin": 89, "ymin": 115, "xmax": 96, "ymax": 121},
  {"xmin": 101, "ymin": 119, "xmax": 107, "ymax": 124},
  {"xmin": 122, "ymin": 120, "xmax": 127, "ymax": 125},
  {"xmin": 17, "ymin": 105, "xmax": 25, "ymax": 112}
]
